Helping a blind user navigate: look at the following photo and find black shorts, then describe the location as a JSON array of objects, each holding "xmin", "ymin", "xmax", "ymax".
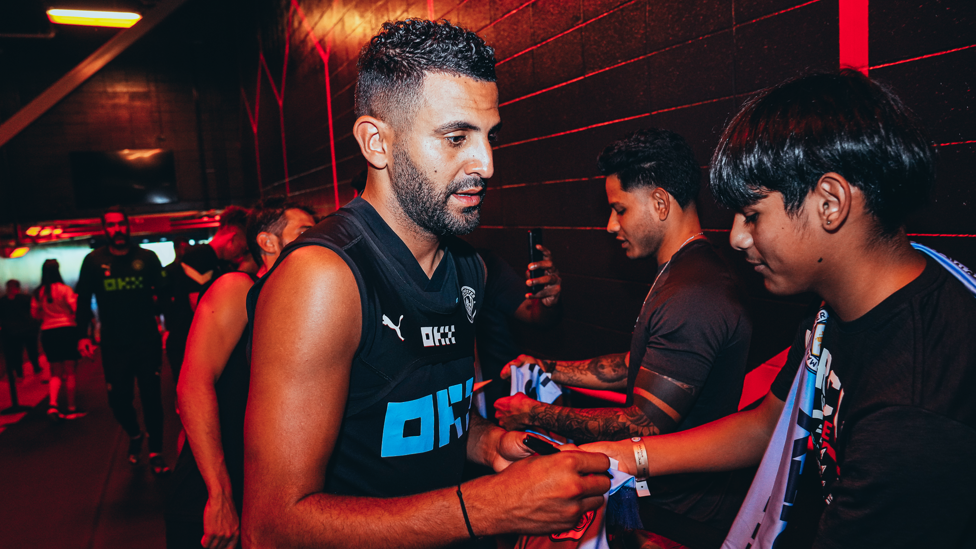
[{"xmin": 41, "ymin": 327, "xmax": 80, "ymax": 362}]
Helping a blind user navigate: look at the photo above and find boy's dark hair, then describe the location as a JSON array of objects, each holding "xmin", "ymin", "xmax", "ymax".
[
  {"xmin": 100, "ymin": 205, "xmax": 129, "ymax": 226},
  {"xmin": 246, "ymin": 197, "xmax": 315, "ymax": 264},
  {"xmin": 597, "ymin": 128, "xmax": 702, "ymax": 208},
  {"xmin": 710, "ymin": 69, "xmax": 936, "ymax": 235},
  {"xmin": 6, "ymin": 279, "xmax": 20, "ymax": 289},
  {"xmin": 219, "ymin": 205, "xmax": 250, "ymax": 231},
  {"xmin": 355, "ymin": 19, "xmax": 496, "ymax": 129}
]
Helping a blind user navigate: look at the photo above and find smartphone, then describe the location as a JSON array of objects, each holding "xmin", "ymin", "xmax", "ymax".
[
  {"xmin": 527, "ymin": 228, "xmax": 545, "ymax": 294},
  {"xmin": 523, "ymin": 435, "xmax": 560, "ymax": 455}
]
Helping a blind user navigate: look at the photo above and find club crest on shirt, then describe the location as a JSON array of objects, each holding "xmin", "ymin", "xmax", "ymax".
[
  {"xmin": 550, "ymin": 510, "xmax": 595, "ymax": 541},
  {"xmin": 461, "ymin": 285, "xmax": 477, "ymax": 323}
]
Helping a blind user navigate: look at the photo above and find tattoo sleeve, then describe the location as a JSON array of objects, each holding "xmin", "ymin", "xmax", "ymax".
[
  {"xmin": 523, "ymin": 370, "xmax": 701, "ymax": 443},
  {"xmin": 521, "ymin": 403, "xmax": 661, "ymax": 443},
  {"xmin": 550, "ymin": 353, "xmax": 629, "ymax": 390}
]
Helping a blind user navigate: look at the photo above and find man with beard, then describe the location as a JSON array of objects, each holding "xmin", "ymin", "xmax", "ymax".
[
  {"xmin": 243, "ymin": 20, "xmax": 610, "ymax": 548},
  {"xmin": 77, "ymin": 206, "xmax": 170, "ymax": 475}
]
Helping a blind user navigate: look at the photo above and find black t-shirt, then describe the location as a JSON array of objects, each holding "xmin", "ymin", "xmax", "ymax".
[
  {"xmin": 0, "ymin": 294, "xmax": 37, "ymax": 335},
  {"xmin": 75, "ymin": 246, "xmax": 163, "ymax": 345},
  {"xmin": 166, "ymin": 273, "xmax": 259, "ymax": 522},
  {"xmin": 475, "ymin": 249, "xmax": 527, "ymax": 418},
  {"xmin": 627, "ymin": 239, "xmax": 753, "ymax": 529},
  {"xmin": 770, "ymin": 257, "xmax": 976, "ymax": 548},
  {"xmin": 161, "ymin": 244, "xmax": 221, "ymax": 337},
  {"xmin": 246, "ymin": 197, "xmax": 486, "ymax": 498}
]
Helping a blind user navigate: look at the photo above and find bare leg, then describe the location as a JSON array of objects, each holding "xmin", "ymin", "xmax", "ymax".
[
  {"xmin": 48, "ymin": 360, "xmax": 64, "ymax": 409},
  {"xmin": 65, "ymin": 360, "xmax": 77, "ymax": 411}
]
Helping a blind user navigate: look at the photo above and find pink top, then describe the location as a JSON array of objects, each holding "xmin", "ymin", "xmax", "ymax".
[{"xmin": 31, "ymin": 282, "xmax": 77, "ymax": 330}]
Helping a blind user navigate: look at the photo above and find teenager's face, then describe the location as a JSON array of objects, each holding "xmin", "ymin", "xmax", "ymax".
[
  {"xmin": 390, "ymin": 73, "xmax": 500, "ymax": 236},
  {"xmin": 606, "ymin": 175, "xmax": 664, "ymax": 260},
  {"xmin": 279, "ymin": 209, "xmax": 315, "ymax": 248},
  {"xmin": 103, "ymin": 212, "xmax": 130, "ymax": 249},
  {"xmin": 730, "ymin": 191, "xmax": 822, "ymax": 295}
]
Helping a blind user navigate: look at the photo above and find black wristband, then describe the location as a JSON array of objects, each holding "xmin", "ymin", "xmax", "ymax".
[{"xmin": 456, "ymin": 484, "xmax": 478, "ymax": 539}]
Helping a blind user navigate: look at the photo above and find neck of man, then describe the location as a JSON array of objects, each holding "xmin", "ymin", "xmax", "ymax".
[
  {"xmin": 814, "ymin": 229, "xmax": 926, "ymax": 322},
  {"xmin": 257, "ymin": 253, "xmax": 278, "ymax": 279},
  {"xmin": 362, "ymin": 178, "xmax": 445, "ymax": 279},
  {"xmin": 108, "ymin": 243, "xmax": 130, "ymax": 256},
  {"xmin": 655, "ymin": 206, "xmax": 703, "ymax": 266}
]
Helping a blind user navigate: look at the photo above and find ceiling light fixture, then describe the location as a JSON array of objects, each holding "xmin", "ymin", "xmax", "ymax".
[{"xmin": 46, "ymin": 9, "xmax": 142, "ymax": 29}]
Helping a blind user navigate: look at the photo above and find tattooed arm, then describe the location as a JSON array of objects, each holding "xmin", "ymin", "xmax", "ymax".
[
  {"xmin": 495, "ymin": 370, "xmax": 699, "ymax": 443},
  {"xmin": 503, "ymin": 352, "xmax": 629, "ymax": 391}
]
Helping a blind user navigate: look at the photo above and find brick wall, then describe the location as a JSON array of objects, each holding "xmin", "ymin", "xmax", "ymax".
[
  {"xmin": 240, "ymin": 0, "xmax": 973, "ymax": 364},
  {"xmin": 0, "ymin": 1, "xmax": 252, "ymax": 222}
]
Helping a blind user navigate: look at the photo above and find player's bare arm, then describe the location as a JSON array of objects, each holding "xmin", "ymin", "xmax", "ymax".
[
  {"xmin": 243, "ymin": 246, "xmax": 611, "ymax": 548},
  {"xmin": 176, "ymin": 272, "xmax": 253, "ymax": 549}
]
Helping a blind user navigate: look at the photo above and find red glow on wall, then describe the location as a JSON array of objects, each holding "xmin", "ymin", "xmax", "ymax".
[
  {"xmin": 870, "ymin": 44, "xmax": 976, "ymax": 70},
  {"xmin": 839, "ymin": 0, "xmax": 869, "ymax": 74},
  {"xmin": 496, "ymin": 0, "xmax": 640, "ymax": 66},
  {"xmin": 496, "ymin": 96, "xmax": 730, "ymax": 149},
  {"xmin": 260, "ymin": 9, "xmax": 293, "ymax": 195},
  {"xmin": 294, "ymin": 0, "xmax": 340, "ymax": 211}
]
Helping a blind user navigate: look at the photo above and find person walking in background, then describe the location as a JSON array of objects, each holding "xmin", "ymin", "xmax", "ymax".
[
  {"xmin": 32, "ymin": 259, "xmax": 86, "ymax": 421},
  {"xmin": 77, "ymin": 206, "xmax": 171, "ymax": 475},
  {"xmin": 0, "ymin": 279, "xmax": 42, "ymax": 379}
]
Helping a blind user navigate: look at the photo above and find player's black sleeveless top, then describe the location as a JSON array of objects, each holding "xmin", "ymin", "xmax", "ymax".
[
  {"xmin": 246, "ymin": 197, "xmax": 485, "ymax": 498},
  {"xmin": 165, "ymin": 272, "xmax": 259, "ymax": 522}
]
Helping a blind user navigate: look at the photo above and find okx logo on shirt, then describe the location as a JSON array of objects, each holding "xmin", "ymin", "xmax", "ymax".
[{"xmin": 380, "ymin": 377, "xmax": 473, "ymax": 458}]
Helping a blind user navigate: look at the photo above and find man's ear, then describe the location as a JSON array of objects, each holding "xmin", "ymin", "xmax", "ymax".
[
  {"xmin": 353, "ymin": 115, "xmax": 392, "ymax": 170},
  {"xmin": 649, "ymin": 186, "xmax": 671, "ymax": 221},
  {"xmin": 814, "ymin": 172, "xmax": 852, "ymax": 231},
  {"xmin": 256, "ymin": 232, "xmax": 279, "ymax": 255}
]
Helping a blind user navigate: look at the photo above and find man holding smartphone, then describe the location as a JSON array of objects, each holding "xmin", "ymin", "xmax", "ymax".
[{"xmin": 495, "ymin": 129, "xmax": 753, "ymax": 539}]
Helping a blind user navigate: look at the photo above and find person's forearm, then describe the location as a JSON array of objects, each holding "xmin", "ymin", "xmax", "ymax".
[
  {"xmin": 177, "ymin": 378, "xmax": 234, "ymax": 501},
  {"xmin": 590, "ymin": 393, "xmax": 784, "ymax": 476},
  {"xmin": 547, "ymin": 353, "xmax": 628, "ymax": 390},
  {"xmin": 246, "ymin": 485, "xmax": 475, "ymax": 549},
  {"xmin": 524, "ymin": 403, "xmax": 660, "ymax": 443}
]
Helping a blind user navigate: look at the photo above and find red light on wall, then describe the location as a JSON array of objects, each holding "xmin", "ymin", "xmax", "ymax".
[
  {"xmin": 46, "ymin": 9, "xmax": 142, "ymax": 29},
  {"xmin": 39, "ymin": 228, "xmax": 53, "ymax": 237},
  {"xmin": 26, "ymin": 226, "xmax": 41, "ymax": 236}
]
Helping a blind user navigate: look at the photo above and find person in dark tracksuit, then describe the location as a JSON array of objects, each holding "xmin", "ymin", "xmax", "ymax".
[{"xmin": 76, "ymin": 206, "xmax": 170, "ymax": 475}]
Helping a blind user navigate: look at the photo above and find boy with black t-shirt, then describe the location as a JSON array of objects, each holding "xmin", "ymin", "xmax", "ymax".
[{"xmin": 583, "ymin": 71, "xmax": 976, "ymax": 547}]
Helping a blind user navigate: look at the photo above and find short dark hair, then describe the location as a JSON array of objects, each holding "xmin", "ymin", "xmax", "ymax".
[
  {"xmin": 597, "ymin": 128, "xmax": 701, "ymax": 208},
  {"xmin": 355, "ymin": 19, "xmax": 496, "ymax": 128},
  {"xmin": 100, "ymin": 205, "xmax": 129, "ymax": 226},
  {"xmin": 710, "ymin": 70, "xmax": 936, "ymax": 235},
  {"xmin": 6, "ymin": 279, "xmax": 20, "ymax": 289},
  {"xmin": 219, "ymin": 205, "xmax": 249, "ymax": 231},
  {"xmin": 246, "ymin": 197, "xmax": 315, "ymax": 263}
]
